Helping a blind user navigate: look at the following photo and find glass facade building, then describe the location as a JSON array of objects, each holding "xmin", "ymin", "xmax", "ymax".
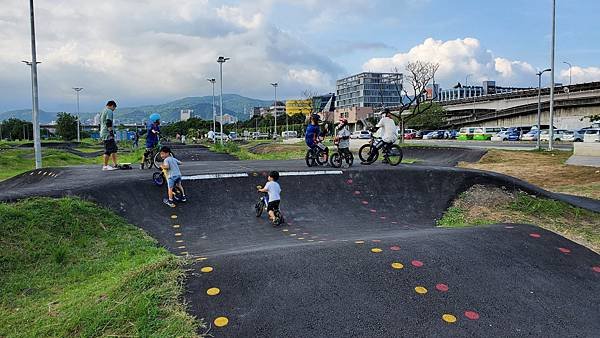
[{"xmin": 335, "ymin": 72, "xmax": 403, "ymax": 109}]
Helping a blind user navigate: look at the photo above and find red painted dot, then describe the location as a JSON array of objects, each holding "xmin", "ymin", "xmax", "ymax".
[
  {"xmin": 370, "ymin": 209, "xmax": 377, "ymax": 213},
  {"xmin": 558, "ymin": 247, "xmax": 571, "ymax": 254},
  {"xmin": 380, "ymin": 216, "xmax": 387, "ymax": 220},
  {"xmin": 592, "ymin": 266, "xmax": 600, "ymax": 273},
  {"xmin": 390, "ymin": 246, "xmax": 400, "ymax": 251},
  {"xmin": 411, "ymin": 260, "xmax": 424, "ymax": 267},
  {"xmin": 505, "ymin": 226, "xmax": 514, "ymax": 229},
  {"xmin": 391, "ymin": 221, "xmax": 398, "ymax": 224},
  {"xmin": 435, "ymin": 283, "xmax": 449, "ymax": 292},
  {"xmin": 529, "ymin": 233, "xmax": 541, "ymax": 238},
  {"xmin": 362, "ymin": 201, "xmax": 369, "ymax": 205},
  {"xmin": 346, "ymin": 179, "xmax": 353, "ymax": 184},
  {"xmin": 464, "ymin": 311, "xmax": 480, "ymax": 320},
  {"xmin": 354, "ymin": 191, "xmax": 361, "ymax": 195},
  {"xmin": 372, "ymin": 239, "xmax": 381, "ymax": 243}
]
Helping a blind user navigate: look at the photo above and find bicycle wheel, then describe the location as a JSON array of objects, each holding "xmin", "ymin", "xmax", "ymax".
[
  {"xmin": 359, "ymin": 144, "xmax": 378, "ymax": 164},
  {"xmin": 153, "ymin": 151, "xmax": 174, "ymax": 169},
  {"xmin": 386, "ymin": 144, "xmax": 403, "ymax": 166},
  {"xmin": 305, "ymin": 149, "xmax": 316, "ymax": 167},
  {"xmin": 152, "ymin": 171, "xmax": 165, "ymax": 186},
  {"xmin": 330, "ymin": 153, "xmax": 342, "ymax": 168},
  {"xmin": 255, "ymin": 200, "xmax": 264, "ymax": 217}
]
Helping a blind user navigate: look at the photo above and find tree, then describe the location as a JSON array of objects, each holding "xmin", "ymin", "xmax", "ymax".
[
  {"xmin": 55, "ymin": 112, "xmax": 78, "ymax": 141},
  {"xmin": 404, "ymin": 103, "xmax": 446, "ymax": 130},
  {"xmin": 0, "ymin": 118, "xmax": 33, "ymax": 140}
]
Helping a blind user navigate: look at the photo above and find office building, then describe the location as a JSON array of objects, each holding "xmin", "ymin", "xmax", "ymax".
[
  {"xmin": 269, "ymin": 101, "xmax": 286, "ymax": 116},
  {"xmin": 336, "ymin": 72, "xmax": 403, "ymax": 109},
  {"xmin": 312, "ymin": 93, "xmax": 335, "ymax": 113}
]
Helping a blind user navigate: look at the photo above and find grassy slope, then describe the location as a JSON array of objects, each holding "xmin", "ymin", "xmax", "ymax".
[
  {"xmin": 459, "ymin": 149, "xmax": 600, "ymax": 199},
  {"xmin": 438, "ymin": 186, "xmax": 600, "ymax": 253},
  {"xmin": 0, "ymin": 198, "xmax": 202, "ymax": 337}
]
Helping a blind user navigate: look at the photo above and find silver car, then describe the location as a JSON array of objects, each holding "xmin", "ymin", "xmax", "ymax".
[{"xmin": 561, "ymin": 130, "xmax": 585, "ymax": 142}]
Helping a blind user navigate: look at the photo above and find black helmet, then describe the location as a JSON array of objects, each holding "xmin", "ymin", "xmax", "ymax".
[{"xmin": 311, "ymin": 114, "xmax": 321, "ymax": 121}]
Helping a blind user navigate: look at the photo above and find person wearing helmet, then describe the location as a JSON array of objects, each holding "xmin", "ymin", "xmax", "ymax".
[
  {"xmin": 305, "ymin": 114, "xmax": 321, "ymax": 152},
  {"xmin": 142, "ymin": 113, "xmax": 161, "ymax": 167},
  {"xmin": 362, "ymin": 108, "xmax": 398, "ymax": 164},
  {"xmin": 335, "ymin": 117, "xmax": 352, "ymax": 156}
]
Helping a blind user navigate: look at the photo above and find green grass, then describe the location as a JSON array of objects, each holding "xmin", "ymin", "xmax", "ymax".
[
  {"xmin": 0, "ymin": 197, "xmax": 202, "ymax": 337},
  {"xmin": 0, "ymin": 148, "xmax": 146, "ymax": 181},
  {"xmin": 436, "ymin": 206, "xmax": 489, "ymax": 227}
]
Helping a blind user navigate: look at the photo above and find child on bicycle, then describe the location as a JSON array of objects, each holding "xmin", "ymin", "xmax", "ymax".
[
  {"xmin": 160, "ymin": 146, "xmax": 187, "ymax": 207},
  {"xmin": 362, "ymin": 108, "xmax": 398, "ymax": 164},
  {"xmin": 257, "ymin": 171, "xmax": 281, "ymax": 224},
  {"xmin": 335, "ymin": 117, "xmax": 352, "ymax": 157},
  {"xmin": 142, "ymin": 113, "xmax": 161, "ymax": 168},
  {"xmin": 305, "ymin": 114, "xmax": 321, "ymax": 153}
]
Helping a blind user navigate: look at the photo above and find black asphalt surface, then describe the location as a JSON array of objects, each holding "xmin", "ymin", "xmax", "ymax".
[{"xmin": 0, "ymin": 146, "xmax": 599, "ymax": 337}]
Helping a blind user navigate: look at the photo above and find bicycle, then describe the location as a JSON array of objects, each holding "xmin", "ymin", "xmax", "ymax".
[
  {"xmin": 255, "ymin": 187, "xmax": 284, "ymax": 226},
  {"xmin": 141, "ymin": 136, "xmax": 173, "ymax": 170},
  {"xmin": 358, "ymin": 134, "xmax": 403, "ymax": 166},
  {"xmin": 329, "ymin": 140, "xmax": 354, "ymax": 168},
  {"xmin": 305, "ymin": 140, "xmax": 329, "ymax": 167},
  {"xmin": 152, "ymin": 167, "xmax": 185, "ymax": 202}
]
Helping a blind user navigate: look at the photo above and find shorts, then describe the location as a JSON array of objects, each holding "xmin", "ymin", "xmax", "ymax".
[
  {"xmin": 104, "ymin": 139, "xmax": 118, "ymax": 155},
  {"xmin": 167, "ymin": 175, "xmax": 182, "ymax": 189},
  {"xmin": 267, "ymin": 200, "xmax": 280, "ymax": 212}
]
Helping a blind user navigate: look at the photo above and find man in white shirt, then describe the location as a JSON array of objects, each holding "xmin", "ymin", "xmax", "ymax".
[{"xmin": 362, "ymin": 108, "xmax": 398, "ymax": 164}]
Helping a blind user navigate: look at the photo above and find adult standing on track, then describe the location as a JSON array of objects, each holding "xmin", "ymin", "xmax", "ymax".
[{"xmin": 100, "ymin": 100, "xmax": 119, "ymax": 171}]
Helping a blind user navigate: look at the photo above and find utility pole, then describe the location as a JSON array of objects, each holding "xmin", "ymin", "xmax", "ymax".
[
  {"xmin": 217, "ymin": 56, "xmax": 230, "ymax": 145},
  {"xmin": 548, "ymin": 0, "xmax": 556, "ymax": 151},
  {"xmin": 271, "ymin": 82, "xmax": 278, "ymax": 139},
  {"xmin": 73, "ymin": 87, "xmax": 83, "ymax": 142},
  {"xmin": 207, "ymin": 78, "xmax": 216, "ymax": 139},
  {"xmin": 26, "ymin": 0, "xmax": 42, "ymax": 168},
  {"xmin": 562, "ymin": 61, "xmax": 572, "ymax": 86},
  {"xmin": 536, "ymin": 68, "xmax": 551, "ymax": 150}
]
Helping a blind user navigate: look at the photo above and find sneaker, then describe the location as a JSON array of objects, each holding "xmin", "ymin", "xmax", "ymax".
[
  {"xmin": 180, "ymin": 195, "xmax": 187, "ymax": 202},
  {"xmin": 102, "ymin": 165, "xmax": 117, "ymax": 171},
  {"xmin": 163, "ymin": 199, "xmax": 176, "ymax": 208}
]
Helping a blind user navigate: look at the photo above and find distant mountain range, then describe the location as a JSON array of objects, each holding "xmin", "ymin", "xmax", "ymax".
[{"xmin": 0, "ymin": 94, "xmax": 274, "ymax": 124}]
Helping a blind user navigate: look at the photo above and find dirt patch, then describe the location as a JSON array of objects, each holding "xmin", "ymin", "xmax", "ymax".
[{"xmin": 459, "ymin": 150, "xmax": 600, "ymax": 199}]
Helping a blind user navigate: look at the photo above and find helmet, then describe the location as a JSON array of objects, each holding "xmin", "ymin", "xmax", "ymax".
[
  {"xmin": 149, "ymin": 113, "xmax": 161, "ymax": 123},
  {"xmin": 311, "ymin": 114, "xmax": 321, "ymax": 121}
]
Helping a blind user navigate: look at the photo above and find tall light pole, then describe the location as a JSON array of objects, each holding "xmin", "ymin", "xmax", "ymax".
[
  {"xmin": 217, "ymin": 56, "xmax": 229, "ymax": 145},
  {"xmin": 548, "ymin": 0, "xmax": 556, "ymax": 151},
  {"xmin": 26, "ymin": 0, "xmax": 42, "ymax": 168},
  {"xmin": 207, "ymin": 78, "xmax": 216, "ymax": 139},
  {"xmin": 562, "ymin": 61, "xmax": 572, "ymax": 86},
  {"xmin": 73, "ymin": 87, "xmax": 83, "ymax": 142},
  {"xmin": 536, "ymin": 68, "xmax": 551, "ymax": 151},
  {"xmin": 271, "ymin": 82, "xmax": 278, "ymax": 139}
]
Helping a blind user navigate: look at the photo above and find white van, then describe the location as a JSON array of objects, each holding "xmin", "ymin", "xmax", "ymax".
[
  {"xmin": 281, "ymin": 130, "xmax": 298, "ymax": 139},
  {"xmin": 583, "ymin": 129, "xmax": 600, "ymax": 142}
]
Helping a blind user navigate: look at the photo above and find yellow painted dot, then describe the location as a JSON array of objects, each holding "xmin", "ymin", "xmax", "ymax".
[
  {"xmin": 415, "ymin": 286, "xmax": 428, "ymax": 294},
  {"xmin": 174, "ymin": 233, "xmax": 182, "ymax": 237},
  {"xmin": 200, "ymin": 266, "xmax": 213, "ymax": 273},
  {"xmin": 196, "ymin": 257, "xmax": 207, "ymax": 261},
  {"xmin": 371, "ymin": 248, "xmax": 383, "ymax": 253},
  {"xmin": 442, "ymin": 314, "xmax": 457, "ymax": 323},
  {"xmin": 171, "ymin": 215, "xmax": 177, "ymax": 219},
  {"xmin": 290, "ymin": 234, "xmax": 297, "ymax": 237},
  {"xmin": 180, "ymin": 252, "xmax": 188, "ymax": 255},
  {"xmin": 178, "ymin": 246, "xmax": 186, "ymax": 249},
  {"xmin": 282, "ymin": 229, "xmax": 289, "ymax": 232},
  {"xmin": 214, "ymin": 316, "xmax": 229, "ymax": 327},
  {"xmin": 173, "ymin": 224, "xmax": 180, "ymax": 228},
  {"xmin": 391, "ymin": 262, "xmax": 404, "ymax": 269},
  {"xmin": 176, "ymin": 240, "xmax": 184, "ymax": 243},
  {"xmin": 206, "ymin": 287, "xmax": 220, "ymax": 296},
  {"xmin": 355, "ymin": 240, "xmax": 365, "ymax": 244},
  {"xmin": 298, "ymin": 237, "xmax": 305, "ymax": 240}
]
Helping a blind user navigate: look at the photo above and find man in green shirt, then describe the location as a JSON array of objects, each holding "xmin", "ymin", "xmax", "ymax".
[{"xmin": 100, "ymin": 100, "xmax": 118, "ymax": 170}]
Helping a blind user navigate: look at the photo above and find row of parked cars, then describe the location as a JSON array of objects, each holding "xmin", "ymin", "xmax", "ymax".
[{"xmin": 487, "ymin": 127, "xmax": 600, "ymax": 143}]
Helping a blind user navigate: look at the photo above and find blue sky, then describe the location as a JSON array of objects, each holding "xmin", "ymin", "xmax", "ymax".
[{"xmin": 0, "ymin": 0, "xmax": 599, "ymax": 113}]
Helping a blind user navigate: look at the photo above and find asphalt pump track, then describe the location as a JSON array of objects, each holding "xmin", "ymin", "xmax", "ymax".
[{"xmin": 1, "ymin": 149, "xmax": 599, "ymax": 337}]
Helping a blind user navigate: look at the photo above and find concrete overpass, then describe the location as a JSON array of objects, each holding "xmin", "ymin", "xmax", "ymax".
[{"xmin": 441, "ymin": 82, "xmax": 600, "ymax": 128}]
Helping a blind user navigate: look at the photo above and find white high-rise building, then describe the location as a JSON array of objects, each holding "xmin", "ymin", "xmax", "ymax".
[{"xmin": 180, "ymin": 109, "xmax": 193, "ymax": 121}]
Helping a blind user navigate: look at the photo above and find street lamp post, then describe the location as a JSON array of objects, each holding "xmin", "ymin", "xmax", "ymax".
[
  {"xmin": 26, "ymin": 0, "xmax": 42, "ymax": 168},
  {"xmin": 562, "ymin": 61, "xmax": 572, "ymax": 86},
  {"xmin": 548, "ymin": 0, "xmax": 556, "ymax": 151},
  {"xmin": 536, "ymin": 68, "xmax": 551, "ymax": 151},
  {"xmin": 271, "ymin": 83, "xmax": 278, "ymax": 140},
  {"xmin": 73, "ymin": 87, "xmax": 83, "ymax": 142},
  {"xmin": 207, "ymin": 78, "xmax": 216, "ymax": 141},
  {"xmin": 217, "ymin": 56, "xmax": 230, "ymax": 145}
]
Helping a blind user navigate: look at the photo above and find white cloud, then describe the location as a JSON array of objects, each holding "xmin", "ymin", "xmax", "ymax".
[
  {"xmin": 0, "ymin": 0, "xmax": 342, "ymax": 111},
  {"xmin": 561, "ymin": 66, "xmax": 600, "ymax": 84},
  {"xmin": 363, "ymin": 37, "xmax": 538, "ymax": 88}
]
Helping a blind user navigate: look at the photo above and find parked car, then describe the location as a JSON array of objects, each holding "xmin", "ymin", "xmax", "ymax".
[
  {"xmin": 422, "ymin": 131, "xmax": 438, "ymax": 140},
  {"xmin": 473, "ymin": 127, "xmax": 505, "ymax": 141},
  {"xmin": 351, "ymin": 130, "xmax": 371, "ymax": 139},
  {"xmin": 561, "ymin": 130, "xmax": 585, "ymax": 142},
  {"xmin": 584, "ymin": 128, "xmax": 600, "ymax": 142},
  {"xmin": 457, "ymin": 127, "xmax": 478, "ymax": 140},
  {"xmin": 281, "ymin": 130, "xmax": 298, "ymax": 138},
  {"xmin": 416, "ymin": 130, "xmax": 435, "ymax": 139},
  {"xmin": 213, "ymin": 132, "xmax": 228, "ymax": 141},
  {"xmin": 491, "ymin": 130, "xmax": 512, "ymax": 141},
  {"xmin": 400, "ymin": 128, "xmax": 417, "ymax": 139},
  {"xmin": 228, "ymin": 132, "xmax": 238, "ymax": 141},
  {"xmin": 521, "ymin": 130, "xmax": 539, "ymax": 141},
  {"xmin": 428, "ymin": 130, "xmax": 448, "ymax": 139},
  {"xmin": 447, "ymin": 130, "xmax": 459, "ymax": 139},
  {"xmin": 540, "ymin": 129, "xmax": 567, "ymax": 142}
]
